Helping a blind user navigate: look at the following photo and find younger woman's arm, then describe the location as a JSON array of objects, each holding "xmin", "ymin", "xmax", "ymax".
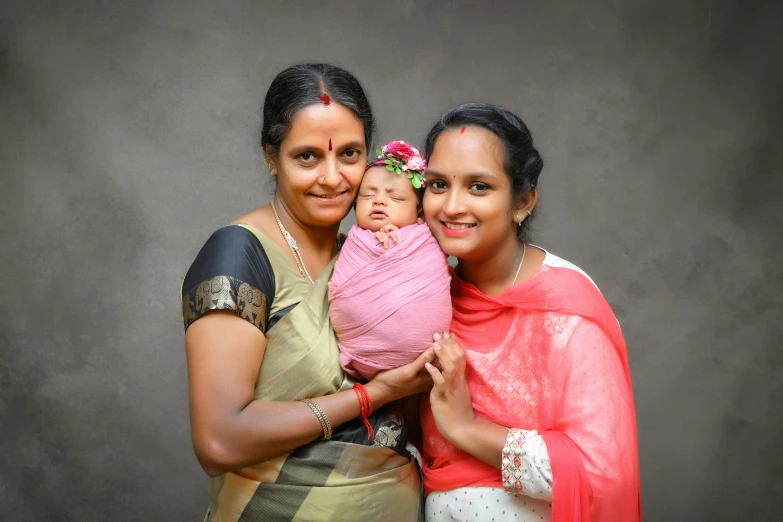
[{"xmin": 424, "ymin": 333, "xmax": 555, "ymax": 499}]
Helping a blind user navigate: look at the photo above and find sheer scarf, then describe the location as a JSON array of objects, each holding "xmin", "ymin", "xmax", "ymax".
[{"xmin": 421, "ymin": 261, "xmax": 641, "ymax": 521}]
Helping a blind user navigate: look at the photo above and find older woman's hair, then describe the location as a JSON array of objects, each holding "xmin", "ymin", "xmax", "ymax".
[
  {"xmin": 261, "ymin": 63, "xmax": 374, "ymax": 156},
  {"xmin": 424, "ymin": 102, "xmax": 544, "ymax": 240}
]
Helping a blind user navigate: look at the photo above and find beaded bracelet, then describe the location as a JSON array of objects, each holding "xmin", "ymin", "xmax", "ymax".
[
  {"xmin": 501, "ymin": 428, "xmax": 527, "ymax": 494},
  {"xmin": 301, "ymin": 398, "xmax": 332, "ymax": 440}
]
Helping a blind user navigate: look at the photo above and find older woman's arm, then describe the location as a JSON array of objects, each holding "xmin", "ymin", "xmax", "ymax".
[{"xmin": 187, "ymin": 310, "xmax": 435, "ymax": 477}]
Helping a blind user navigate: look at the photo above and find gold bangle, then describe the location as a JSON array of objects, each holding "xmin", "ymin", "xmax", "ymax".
[{"xmin": 301, "ymin": 398, "xmax": 332, "ymax": 440}]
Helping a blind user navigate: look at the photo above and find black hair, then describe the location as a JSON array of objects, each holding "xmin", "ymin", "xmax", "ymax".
[
  {"xmin": 260, "ymin": 63, "xmax": 374, "ymax": 156},
  {"xmin": 423, "ymin": 102, "xmax": 543, "ymax": 240}
]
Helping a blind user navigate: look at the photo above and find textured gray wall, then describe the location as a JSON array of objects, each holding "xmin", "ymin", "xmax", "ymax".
[{"xmin": 1, "ymin": 1, "xmax": 781, "ymax": 520}]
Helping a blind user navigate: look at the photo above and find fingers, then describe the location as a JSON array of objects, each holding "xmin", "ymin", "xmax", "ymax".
[
  {"xmin": 380, "ymin": 225, "xmax": 397, "ymax": 247},
  {"xmin": 424, "ymin": 362, "xmax": 446, "ymax": 386},
  {"xmin": 408, "ymin": 348, "xmax": 437, "ymax": 393},
  {"xmin": 408, "ymin": 346, "xmax": 436, "ymax": 373},
  {"xmin": 416, "ymin": 371, "xmax": 435, "ymax": 393},
  {"xmin": 432, "ymin": 332, "xmax": 464, "ymax": 377},
  {"xmin": 373, "ymin": 230, "xmax": 391, "ymax": 248},
  {"xmin": 433, "ymin": 341, "xmax": 455, "ymax": 374},
  {"xmin": 440, "ymin": 333, "xmax": 464, "ymax": 355},
  {"xmin": 378, "ymin": 224, "xmax": 398, "ymax": 247}
]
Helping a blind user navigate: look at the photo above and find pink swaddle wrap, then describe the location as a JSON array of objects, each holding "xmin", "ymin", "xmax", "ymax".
[{"xmin": 328, "ymin": 223, "xmax": 452, "ymax": 380}]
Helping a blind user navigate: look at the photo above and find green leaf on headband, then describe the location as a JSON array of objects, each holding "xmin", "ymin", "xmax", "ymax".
[
  {"xmin": 384, "ymin": 159, "xmax": 392, "ymax": 165},
  {"xmin": 376, "ymin": 149, "xmax": 382, "ymax": 155},
  {"xmin": 395, "ymin": 167, "xmax": 401, "ymax": 174},
  {"xmin": 407, "ymin": 173, "xmax": 413, "ymax": 179},
  {"xmin": 386, "ymin": 165, "xmax": 394, "ymax": 172},
  {"xmin": 412, "ymin": 177, "xmax": 422, "ymax": 189}
]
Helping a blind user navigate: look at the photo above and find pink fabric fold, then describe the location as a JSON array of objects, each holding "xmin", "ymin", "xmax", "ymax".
[{"xmin": 328, "ymin": 223, "xmax": 452, "ymax": 379}]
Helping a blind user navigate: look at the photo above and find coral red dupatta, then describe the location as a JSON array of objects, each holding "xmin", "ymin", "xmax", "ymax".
[{"xmin": 421, "ymin": 264, "xmax": 641, "ymax": 522}]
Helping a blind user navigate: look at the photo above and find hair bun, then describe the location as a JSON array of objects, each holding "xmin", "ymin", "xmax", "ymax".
[{"xmin": 524, "ymin": 151, "xmax": 540, "ymax": 169}]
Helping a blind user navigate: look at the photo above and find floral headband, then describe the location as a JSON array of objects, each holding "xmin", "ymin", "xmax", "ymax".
[{"xmin": 369, "ymin": 140, "xmax": 427, "ymax": 189}]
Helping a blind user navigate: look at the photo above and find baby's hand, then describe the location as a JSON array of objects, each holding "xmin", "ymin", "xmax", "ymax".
[{"xmin": 373, "ymin": 224, "xmax": 399, "ymax": 249}]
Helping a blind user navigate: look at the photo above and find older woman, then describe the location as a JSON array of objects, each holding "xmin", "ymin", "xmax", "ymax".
[
  {"xmin": 420, "ymin": 103, "xmax": 641, "ymax": 521},
  {"xmin": 181, "ymin": 64, "xmax": 434, "ymax": 522}
]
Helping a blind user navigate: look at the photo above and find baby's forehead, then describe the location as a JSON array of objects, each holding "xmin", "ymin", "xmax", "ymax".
[{"xmin": 360, "ymin": 166, "xmax": 417, "ymax": 193}]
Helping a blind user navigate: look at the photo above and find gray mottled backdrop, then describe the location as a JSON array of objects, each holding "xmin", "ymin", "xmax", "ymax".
[{"xmin": 1, "ymin": 0, "xmax": 781, "ymax": 520}]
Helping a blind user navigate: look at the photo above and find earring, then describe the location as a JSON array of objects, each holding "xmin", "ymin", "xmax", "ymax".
[
  {"xmin": 320, "ymin": 175, "xmax": 326, "ymax": 183},
  {"xmin": 526, "ymin": 210, "xmax": 532, "ymax": 217}
]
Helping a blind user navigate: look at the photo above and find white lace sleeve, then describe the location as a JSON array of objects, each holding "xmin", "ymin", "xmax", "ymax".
[{"xmin": 501, "ymin": 428, "xmax": 553, "ymax": 501}]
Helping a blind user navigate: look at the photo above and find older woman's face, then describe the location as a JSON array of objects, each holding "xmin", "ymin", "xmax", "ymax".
[
  {"xmin": 269, "ymin": 103, "xmax": 367, "ymax": 228},
  {"xmin": 423, "ymin": 126, "xmax": 517, "ymax": 263}
]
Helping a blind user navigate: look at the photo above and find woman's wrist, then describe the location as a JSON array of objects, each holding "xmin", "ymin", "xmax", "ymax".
[
  {"xmin": 363, "ymin": 380, "xmax": 394, "ymax": 409},
  {"xmin": 443, "ymin": 415, "xmax": 479, "ymax": 447}
]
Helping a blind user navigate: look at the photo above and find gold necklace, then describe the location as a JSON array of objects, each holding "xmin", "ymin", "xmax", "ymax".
[
  {"xmin": 270, "ymin": 201, "xmax": 315, "ymax": 284},
  {"xmin": 511, "ymin": 242, "xmax": 527, "ymax": 285}
]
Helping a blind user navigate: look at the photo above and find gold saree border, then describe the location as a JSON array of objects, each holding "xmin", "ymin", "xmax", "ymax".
[{"xmin": 182, "ymin": 275, "xmax": 268, "ymax": 332}]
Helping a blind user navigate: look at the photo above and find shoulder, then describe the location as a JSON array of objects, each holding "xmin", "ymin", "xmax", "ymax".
[
  {"xmin": 181, "ymin": 225, "xmax": 275, "ymax": 332},
  {"xmin": 183, "ymin": 225, "xmax": 272, "ymax": 294},
  {"xmin": 538, "ymin": 249, "xmax": 599, "ymax": 290},
  {"xmin": 533, "ymin": 249, "xmax": 626, "ymax": 356}
]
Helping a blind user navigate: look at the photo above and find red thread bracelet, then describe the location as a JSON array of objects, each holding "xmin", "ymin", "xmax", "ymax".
[{"xmin": 353, "ymin": 383, "xmax": 374, "ymax": 441}]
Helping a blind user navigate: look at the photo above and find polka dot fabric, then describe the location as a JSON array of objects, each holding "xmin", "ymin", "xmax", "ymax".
[{"xmin": 426, "ymin": 487, "xmax": 552, "ymax": 521}]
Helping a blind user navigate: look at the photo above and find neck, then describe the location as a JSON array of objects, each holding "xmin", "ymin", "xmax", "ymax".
[
  {"xmin": 457, "ymin": 234, "xmax": 523, "ymax": 296},
  {"xmin": 273, "ymin": 198, "xmax": 340, "ymax": 255}
]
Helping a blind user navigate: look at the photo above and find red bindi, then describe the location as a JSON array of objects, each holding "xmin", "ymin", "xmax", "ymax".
[
  {"xmin": 460, "ymin": 126, "xmax": 466, "ymax": 133},
  {"xmin": 319, "ymin": 93, "xmax": 331, "ymax": 106},
  {"xmin": 328, "ymin": 138, "xmax": 332, "ymax": 151}
]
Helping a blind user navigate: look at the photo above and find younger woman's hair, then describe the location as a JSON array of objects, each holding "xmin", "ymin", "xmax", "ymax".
[
  {"xmin": 260, "ymin": 63, "xmax": 374, "ymax": 156},
  {"xmin": 423, "ymin": 102, "xmax": 543, "ymax": 239}
]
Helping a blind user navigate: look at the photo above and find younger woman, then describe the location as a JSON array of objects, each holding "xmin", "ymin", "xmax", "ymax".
[{"xmin": 419, "ymin": 103, "xmax": 641, "ymax": 521}]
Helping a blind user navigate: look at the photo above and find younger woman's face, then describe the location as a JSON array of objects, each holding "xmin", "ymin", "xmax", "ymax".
[
  {"xmin": 269, "ymin": 102, "xmax": 367, "ymax": 228},
  {"xmin": 423, "ymin": 126, "xmax": 518, "ymax": 263}
]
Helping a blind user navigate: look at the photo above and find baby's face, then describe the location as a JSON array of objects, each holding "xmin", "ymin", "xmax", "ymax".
[{"xmin": 355, "ymin": 166, "xmax": 420, "ymax": 232}]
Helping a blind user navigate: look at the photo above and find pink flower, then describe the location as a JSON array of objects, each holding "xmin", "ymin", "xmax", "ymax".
[
  {"xmin": 405, "ymin": 155, "xmax": 427, "ymax": 172},
  {"xmin": 386, "ymin": 140, "xmax": 416, "ymax": 159}
]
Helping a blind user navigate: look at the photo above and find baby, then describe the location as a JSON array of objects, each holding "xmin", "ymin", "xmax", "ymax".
[{"xmin": 328, "ymin": 141, "xmax": 452, "ymax": 380}]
